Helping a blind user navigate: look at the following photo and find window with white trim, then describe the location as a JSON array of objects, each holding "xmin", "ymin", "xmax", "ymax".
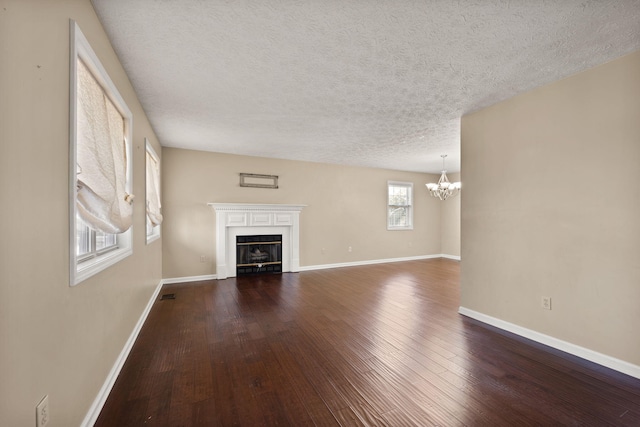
[
  {"xmin": 70, "ymin": 21, "xmax": 133, "ymax": 285},
  {"xmin": 387, "ymin": 181, "xmax": 413, "ymax": 230},
  {"xmin": 146, "ymin": 139, "xmax": 162, "ymax": 243}
]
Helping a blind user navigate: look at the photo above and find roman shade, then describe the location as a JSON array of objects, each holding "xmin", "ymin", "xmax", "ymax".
[
  {"xmin": 146, "ymin": 149, "xmax": 163, "ymax": 226},
  {"xmin": 76, "ymin": 59, "xmax": 133, "ymax": 234}
]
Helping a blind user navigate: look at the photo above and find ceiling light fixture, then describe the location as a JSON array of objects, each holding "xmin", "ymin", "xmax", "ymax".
[{"xmin": 426, "ymin": 154, "xmax": 461, "ymax": 200}]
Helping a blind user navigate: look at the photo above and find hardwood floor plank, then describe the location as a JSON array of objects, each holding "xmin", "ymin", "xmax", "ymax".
[
  {"xmin": 210, "ymin": 344, "xmax": 241, "ymax": 425},
  {"xmin": 95, "ymin": 259, "xmax": 640, "ymax": 426},
  {"xmin": 192, "ymin": 397, "xmax": 217, "ymax": 426},
  {"xmin": 267, "ymin": 334, "xmax": 340, "ymax": 423},
  {"xmin": 334, "ymin": 407, "xmax": 367, "ymax": 427}
]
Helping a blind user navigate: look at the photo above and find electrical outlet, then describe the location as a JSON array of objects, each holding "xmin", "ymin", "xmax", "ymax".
[
  {"xmin": 348, "ymin": 246, "xmax": 352, "ymax": 252},
  {"xmin": 200, "ymin": 255, "xmax": 206, "ymax": 263},
  {"xmin": 36, "ymin": 395, "xmax": 50, "ymax": 427},
  {"xmin": 542, "ymin": 297, "xmax": 552, "ymax": 310}
]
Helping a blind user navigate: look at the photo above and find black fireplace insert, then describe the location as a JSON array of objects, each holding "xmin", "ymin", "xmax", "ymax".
[{"xmin": 236, "ymin": 234, "xmax": 282, "ymax": 276}]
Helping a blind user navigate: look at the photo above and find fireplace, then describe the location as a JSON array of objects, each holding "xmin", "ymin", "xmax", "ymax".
[
  {"xmin": 208, "ymin": 203, "xmax": 306, "ymax": 279},
  {"xmin": 236, "ymin": 234, "xmax": 282, "ymax": 275}
]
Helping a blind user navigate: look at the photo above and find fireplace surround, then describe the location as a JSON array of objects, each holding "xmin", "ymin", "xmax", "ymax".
[{"xmin": 208, "ymin": 203, "xmax": 306, "ymax": 279}]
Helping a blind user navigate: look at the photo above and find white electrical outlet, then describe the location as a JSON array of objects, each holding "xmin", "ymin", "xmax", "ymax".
[
  {"xmin": 200, "ymin": 255, "xmax": 206, "ymax": 263},
  {"xmin": 36, "ymin": 395, "xmax": 50, "ymax": 427},
  {"xmin": 542, "ymin": 297, "xmax": 552, "ymax": 310},
  {"xmin": 348, "ymin": 246, "xmax": 352, "ymax": 252}
]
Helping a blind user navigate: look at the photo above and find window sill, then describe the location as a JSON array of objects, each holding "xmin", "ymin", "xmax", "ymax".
[
  {"xmin": 146, "ymin": 232, "xmax": 160, "ymax": 245},
  {"xmin": 73, "ymin": 246, "xmax": 132, "ymax": 286},
  {"xmin": 387, "ymin": 226, "xmax": 414, "ymax": 231}
]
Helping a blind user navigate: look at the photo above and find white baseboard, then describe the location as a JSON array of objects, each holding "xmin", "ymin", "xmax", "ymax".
[
  {"xmin": 458, "ymin": 306, "xmax": 640, "ymax": 380},
  {"xmin": 162, "ymin": 257, "xmax": 458, "ymax": 281},
  {"xmin": 162, "ymin": 274, "xmax": 216, "ymax": 284},
  {"xmin": 299, "ymin": 254, "xmax": 446, "ymax": 272},
  {"xmin": 162, "ymin": 254, "xmax": 460, "ymax": 285},
  {"xmin": 81, "ymin": 280, "xmax": 164, "ymax": 427}
]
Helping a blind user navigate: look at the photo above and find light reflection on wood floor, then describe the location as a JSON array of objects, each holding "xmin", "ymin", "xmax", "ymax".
[{"xmin": 96, "ymin": 259, "xmax": 640, "ymax": 426}]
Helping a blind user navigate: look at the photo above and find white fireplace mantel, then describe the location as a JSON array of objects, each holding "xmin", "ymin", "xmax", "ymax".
[{"xmin": 208, "ymin": 203, "xmax": 306, "ymax": 279}]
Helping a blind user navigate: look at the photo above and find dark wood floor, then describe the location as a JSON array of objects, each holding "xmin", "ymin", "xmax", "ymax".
[{"xmin": 96, "ymin": 259, "xmax": 640, "ymax": 426}]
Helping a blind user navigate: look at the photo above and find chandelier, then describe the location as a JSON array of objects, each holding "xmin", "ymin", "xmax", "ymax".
[{"xmin": 426, "ymin": 154, "xmax": 461, "ymax": 200}]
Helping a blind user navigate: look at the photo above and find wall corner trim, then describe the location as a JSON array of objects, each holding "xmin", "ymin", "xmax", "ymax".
[
  {"xmin": 440, "ymin": 254, "xmax": 461, "ymax": 261},
  {"xmin": 81, "ymin": 280, "xmax": 164, "ymax": 427},
  {"xmin": 458, "ymin": 306, "xmax": 640, "ymax": 380}
]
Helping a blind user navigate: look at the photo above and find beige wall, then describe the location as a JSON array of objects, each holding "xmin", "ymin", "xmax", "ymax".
[
  {"xmin": 0, "ymin": 2, "xmax": 460, "ymax": 424},
  {"xmin": 162, "ymin": 148, "xmax": 446, "ymax": 279},
  {"xmin": 0, "ymin": 1, "xmax": 162, "ymax": 426},
  {"xmin": 440, "ymin": 172, "xmax": 461, "ymax": 258},
  {"xmin": 461, "ymin": 51, "xmax": 640, "ymax": 366}
]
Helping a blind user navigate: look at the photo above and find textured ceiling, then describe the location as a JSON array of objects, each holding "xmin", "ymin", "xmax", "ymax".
[{"xmin": 91, "ymin": 0, "xmax": 640, "ymax": 173}]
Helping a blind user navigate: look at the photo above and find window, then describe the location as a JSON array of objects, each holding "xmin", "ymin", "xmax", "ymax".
[
  {"xmin": 69, "ymin": 21, "xmax": 133, "ymax": 285},
  {"xmin": 145, "ymin": 139, "xmax": 162, "ymax": 243},
  {"xmin": 387, "ymin": 181, "xmax": 413, "ymax": 230},
  {"xmin": 76, "ymin": 215, "xmax": 118, "ymax": 261}
]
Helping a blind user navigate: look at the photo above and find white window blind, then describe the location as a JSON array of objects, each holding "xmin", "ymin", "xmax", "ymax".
[
  {"xmin": 76, "ymin": 58, "xmax": 133, "ymax": 234},
  {"xmin": 146, "ymin": 145, "xmax": 163, "ymax": 227}
]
